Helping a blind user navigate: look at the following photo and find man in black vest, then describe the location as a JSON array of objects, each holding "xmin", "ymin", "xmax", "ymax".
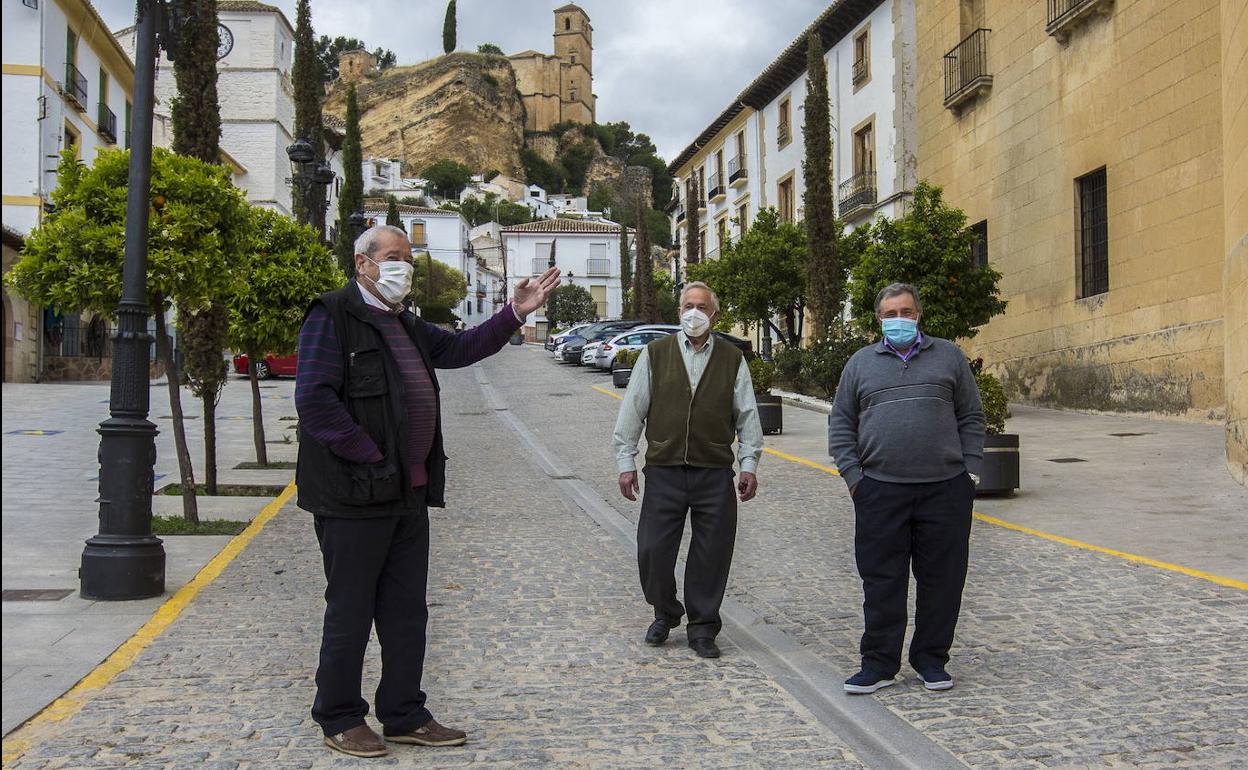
[
  {"xmin": 295, "ymin": 225, "xmax": 559, "ymax": 758},
  {"xmin": 612, "ymin": 282, "xmax": 764, "ymax": 658}
]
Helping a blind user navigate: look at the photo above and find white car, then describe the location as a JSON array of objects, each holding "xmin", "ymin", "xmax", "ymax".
[
  {"xmin": 593, "ymin": 328, "xmax": 677, "ymax": 369},
  {"xmin": 580, "ymin": 341, "xmax": 604, "ymax": 366}
]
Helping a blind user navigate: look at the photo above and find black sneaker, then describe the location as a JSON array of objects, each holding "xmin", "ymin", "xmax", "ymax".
[
  {"xmin": 843, "ymin": 670, "xmax": 897, "ymax": 694},
  {"xmin": 917, "ymin": 668, "xmax": 953, "ymax": 691}
]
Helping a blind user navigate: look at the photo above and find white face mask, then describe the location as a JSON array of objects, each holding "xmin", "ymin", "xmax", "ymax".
[
  {"xmin": 365, "ymin": 258, "xmax": 414, "ymax": 304},
  {"xmin": 681, "ymin": 308, "xmax": 711, "ymax": 338}
]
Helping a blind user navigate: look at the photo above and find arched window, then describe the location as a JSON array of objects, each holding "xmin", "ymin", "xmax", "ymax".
[{"xmin": 564, "ymin": 17, "xmax": 571, "ymax": 30}]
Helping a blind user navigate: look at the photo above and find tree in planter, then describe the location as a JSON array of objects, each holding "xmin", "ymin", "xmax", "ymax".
[
  {"xmin": 333, "ymin": 84, "xmax": 364, "ymax": 276},
  {"xmin": 545, "ymin": 284, "xmax": 598, "ymax": 329},
  {"xmin": 8, "ymin": 148, "xmax": 250, "ymax": 522},
  {"xmin": 848, "ymin": 181, "xmax": 1007, "ymax": 342},
  {"xmin": 228, "ymin": 208, "xmax": 343, "ymax": 467},
  {"xmin": 176, "ymin": 302, "xmax": 229, "ymax": 494},
  {"xmin": 801, "ymin": 31, "xmax": 844, "ymax": 338},
  {"xmin": 687, "ymin": 207, "xmax": 807, "ymax": 346},
  {"xmin": 442, "ymin": 0, "xmax": 457, "ymax": 54}
]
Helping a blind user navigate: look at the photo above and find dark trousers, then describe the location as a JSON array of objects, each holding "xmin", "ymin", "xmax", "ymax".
[
  {"xmin": 852, "ymin": 473, "xmax": 974, "ymax": 676},
  {"xmin": 637, "ymin": 465, "xmax": 738, "ymax": 640},
  {"xmin": 312, "ymin": 510, "xmax": 433, "ymax": 737}
]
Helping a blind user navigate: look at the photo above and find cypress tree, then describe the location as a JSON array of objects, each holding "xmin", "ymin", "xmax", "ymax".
[
  {"xmin": 634, "ymin": 197, "xmax": 658, "ymax": 322},
  {"xmin": 442, "ymin": 0, "xmax": 457, "ymax": 54},
  {"xmin": 386, "ymin": 195, "xmax": 401, "ymax": 227},
  {"xmin": 292, "ymin": 0, "xmax": 325, "ymax": 229},
  {"xmin": 335, "ymin": 85, "xmax": 364, "ymax": 276},
  {"xmin": 619, "ymin": 223, "xmax": 632, "ymax": 317},
  {"xmin": 802, "ymin": 31, "xmax": 841, "ymax": 338},
  {"xmin": 170, "ymin": 0, "xmax": 221, "ymax": 162}
]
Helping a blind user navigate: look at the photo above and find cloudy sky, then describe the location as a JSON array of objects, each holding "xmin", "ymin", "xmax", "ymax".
[{"xmin": 92, "ymin": 0, "xmax": 831, "ymax": 161}]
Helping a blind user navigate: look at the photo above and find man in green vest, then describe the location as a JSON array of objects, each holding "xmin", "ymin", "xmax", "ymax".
[{"xmin": 612, "ymin": 282, "xmax": 764, "ymax": 658}]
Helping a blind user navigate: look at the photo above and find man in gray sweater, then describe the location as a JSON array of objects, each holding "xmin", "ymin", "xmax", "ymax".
[{"xmin": 828, "ymin": 283, "xmax": 985, "ymax": 694}]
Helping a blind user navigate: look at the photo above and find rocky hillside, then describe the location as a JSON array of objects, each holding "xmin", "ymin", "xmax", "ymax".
[{"xmin": 324, "ymin": 53, "xmax": 525, "ymax": 179}]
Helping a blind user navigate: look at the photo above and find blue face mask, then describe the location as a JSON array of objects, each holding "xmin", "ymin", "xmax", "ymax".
[{"xmin": 881, "ymin": 317, "xmax": 918, "ymax": 348}]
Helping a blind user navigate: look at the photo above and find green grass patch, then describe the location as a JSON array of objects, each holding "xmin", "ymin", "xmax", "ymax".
[
  {"xmin": 157, "ymin": 483, "xmax": 288, "ymax": 497},
  {"xmin": 232, "ymin": 461, "xmax": 297, "ymax": 470},
  {"xmin": 151, "ymin": 516, "xmax": 249, "ymax": 536}
]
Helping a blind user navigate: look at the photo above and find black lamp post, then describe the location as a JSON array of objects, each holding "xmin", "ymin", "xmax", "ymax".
[
  {"xmin": 80, "ymin": 0, "xmax": 170, "ymax": 600},
  {"xmin": 287, "ymin": 138, "xmax": 334, "ymax": 238}
]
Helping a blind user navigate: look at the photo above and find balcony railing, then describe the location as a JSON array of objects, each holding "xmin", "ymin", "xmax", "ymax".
[
  {"xmin": 777, "ymin": 120, "xmax": 791, "ymax": 147},
  {"xmin": 586, "ymin": 258, "xmax": 610, "ymax": 276},
  {"xmin": 97, "ymin": 102, "xmax": 117, "ymax": 144},
  {"xmin": 707, "ymin": 172, "xmax": 726, "ymax": 202},
  {"xmin": 728, "ymin": 155, "xmax": 748, "ymax": 186},
  {"xmin": 838, "ymin": 172, "xmax": 877, "ymax": 217},
  {"xmin": 1046, "ymin": 0, "xmax": 1112, "ymax": 43},
  {"xmin": 63, "ymin": 62, "xmax": 87, "ymax": 111},
  {"xmin": 852, "ymin": 57, "xmax": 868, "ymax": 85},
  {"xmin": 675, "ymin": 206, "xmax": 686, "ymax": 224},
  {"xmin": 943, "ymin": 29, "xmax": 992, "ymax": 113}
]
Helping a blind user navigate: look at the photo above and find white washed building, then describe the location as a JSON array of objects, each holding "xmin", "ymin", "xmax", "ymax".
[
  {"xmin": 667, "ymin": 0, "xmax": 917, "ymax": 344},
  {"xmin": 500, "ymin": 219, "xmax": 628, "ymax": 340}
]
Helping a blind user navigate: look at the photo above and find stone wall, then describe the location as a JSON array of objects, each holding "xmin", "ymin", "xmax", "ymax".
[
  {"xmin": 41, "ymin": 355, "xmax": 165, "ymax": 382},
  {"xmin": 3, "ymin": 243, "xmax": 40, "ymax": 383},
  {"xmin": 325, "ymin": 53, "xmax": 526, "ymax": 179},
  {"xmin": 1222, "ymin": 0, "xmax": 1247, "ymax": 483}
]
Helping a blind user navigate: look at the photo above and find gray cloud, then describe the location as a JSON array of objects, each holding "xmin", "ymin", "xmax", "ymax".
[{"xmin": 91, "ymin": 0, "xmax": 827, "ymax": 161}]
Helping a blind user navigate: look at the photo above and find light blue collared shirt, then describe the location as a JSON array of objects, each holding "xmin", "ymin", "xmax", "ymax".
[{"xmin": 612, "ymin": 332, "xmax": 764, "ymax": 474}]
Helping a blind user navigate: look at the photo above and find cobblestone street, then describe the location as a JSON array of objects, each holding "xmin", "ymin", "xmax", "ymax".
[{"xmin": 4, "ymin": 346, "xmax": 1247, "ymax": 769}]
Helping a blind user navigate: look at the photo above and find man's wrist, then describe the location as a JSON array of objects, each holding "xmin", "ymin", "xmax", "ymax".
[{"xmin": 510, "ymin": 303, "xmax": 526, "ymax": 323}]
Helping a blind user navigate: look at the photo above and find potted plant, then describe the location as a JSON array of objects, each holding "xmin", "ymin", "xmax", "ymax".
[
  {"xmin": 509, "ymin": 329, "xmax": 525, "ymax": 345},
  {"xmin": 750, "ymin": 357, "xmax": 783, "ymax": 435},
  {"xmin": 974, "ymin": 363, "xmax": 1019, "ymax": 495},
  {"xmin": 612, "ymin": 348, "xmax": 640, "ymax": 388}
]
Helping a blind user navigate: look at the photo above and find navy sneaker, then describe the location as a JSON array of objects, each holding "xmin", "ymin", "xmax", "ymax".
[
  {"xmin": 917, "ymin": 668, "xmax": 954, "ymax": 691},
  {"xmin": 843, "ymin": 670, "xmax": 897, "ymax": 694}
]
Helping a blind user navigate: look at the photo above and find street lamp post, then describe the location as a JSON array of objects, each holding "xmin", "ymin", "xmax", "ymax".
[
  {"xmin": 286, "ymin": 139, "xmax": 335, "ymax": 238},
  {"xmin": 80, "ymin": 0, "xmax": 167, "ymax": 600}
]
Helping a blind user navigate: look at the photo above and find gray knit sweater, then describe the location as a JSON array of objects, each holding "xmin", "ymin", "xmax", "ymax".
[{"xmin": 827, "ymin": 335, "xmax": 985, "ymax": 488}]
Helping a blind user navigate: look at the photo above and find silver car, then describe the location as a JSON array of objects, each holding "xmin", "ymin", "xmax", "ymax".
[{"xmin": 592, "ymin": 327, "xmax": 678, "ymax": 369}]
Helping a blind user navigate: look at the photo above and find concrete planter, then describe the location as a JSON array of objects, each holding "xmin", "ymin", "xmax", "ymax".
[
  {"xmin": 757, "ymin": 393, "xmax": 783, "ymax": 435},
  {"xmin": 612, "ymin": 367, "xmax": 632, "ymax": 388},
  {"xmin": 508, "ymin": 332, "xmax": 525, "ymax": 346},
  {"xmin": 978, "ymin": 432, "xmax": 1020, "ymax": 495}
]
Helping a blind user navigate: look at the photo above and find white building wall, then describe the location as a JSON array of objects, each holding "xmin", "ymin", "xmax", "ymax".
[{"xmin": 502, "ymin": 230, "xmax": 624, "ymax": 332}]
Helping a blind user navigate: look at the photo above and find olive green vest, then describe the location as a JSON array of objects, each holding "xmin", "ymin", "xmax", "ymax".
[{"xmin": 644, "ymin": 333, "xmax": 742, "ymax": 468}]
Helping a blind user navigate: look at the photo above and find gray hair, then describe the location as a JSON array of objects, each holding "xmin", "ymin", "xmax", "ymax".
[
  {"xmin": 874, "ymin": 282, "xmax": 922, "ymax": 315},
  {"xmin": 354, "ymin": 225, "xmax": 408, "ymax": 258},
  {"xmin": 679, "ymin": 281, "xmax": 720, "ymax": 313}
]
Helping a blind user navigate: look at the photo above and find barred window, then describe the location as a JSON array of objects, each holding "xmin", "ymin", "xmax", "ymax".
[{"xmin": 1077, "ymin": 168, "xmax": 1108, "ymax": 297}]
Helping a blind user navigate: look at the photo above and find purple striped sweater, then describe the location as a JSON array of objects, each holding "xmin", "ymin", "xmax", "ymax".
[{"xmin": 295, "ymin": 291, "xmax": 522, "ymax": 487}]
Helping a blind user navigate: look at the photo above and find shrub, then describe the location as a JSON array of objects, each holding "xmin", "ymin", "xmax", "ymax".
[
  {"xmin": 975, "ymin": 370, "xmax": 1008, "ymax": 435},
  {"xmin": 772, "ymin": 344, "xmax": 807, "ymax": 393},
  {"xmin": 613, "ymin": 348, "xmax": 641, "ymax": 369},
  {"xmin": 800, "ymin": 327, "xmax": 870, "ymax": 400},
  {"xmin": 748, "ymin": 357, "xmax": 776, "ymax": 395}
]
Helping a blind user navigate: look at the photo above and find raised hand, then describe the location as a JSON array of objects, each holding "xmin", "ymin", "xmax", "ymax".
[{"xmin": 513, "ymin": 267, "xmax": 562, "ymax": 318}]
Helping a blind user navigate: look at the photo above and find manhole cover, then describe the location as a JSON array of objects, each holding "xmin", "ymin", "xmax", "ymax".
[
  {"xmin": 1047, "ymin": 457, "xmax": 1087, "ymax": 463},
  {"xmin": 2, "ymin": 589, "xmax": 73, "ymax": 602},
  {"xmin": 1108, "ymin": 432, "xmax": 1153, "ymax": 437}
]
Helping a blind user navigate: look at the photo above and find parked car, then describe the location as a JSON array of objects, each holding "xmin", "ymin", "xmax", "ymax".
[
  {"xmin": 592, "ymin": 328, "xmax": 677, "ymax": 369},
  {"xmin": 712, "ymin": 331, "xmax": 753, "ymax": 355},
  {"xmin": 545, "ymin": 323, "xmax": 592, "ymax": 351},
  {"xmin": 232, "ymin": 352, "xmax": 297, "ymax": 379},
  {"xmin": 553, "ymin": 320, "xmax": 650, "ymax": 360}
]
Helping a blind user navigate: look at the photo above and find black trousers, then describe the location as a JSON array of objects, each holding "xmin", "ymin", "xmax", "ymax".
[
  {"xmin": 852, "ymin": 473, "xmax": 975, "ymax": 676},
  {"xmin": 312, "ymin": 509, "xmax": 433, "ymax": 737},
  {"xmin": 637, "ymin": 465, "xmax": 738, "ymax": 640}
]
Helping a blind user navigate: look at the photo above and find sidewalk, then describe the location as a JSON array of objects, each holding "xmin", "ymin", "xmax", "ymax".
[
  {"xmin": 1, "ymin": 376, "xmax": 300, "ymax": 735},
  {"xmin": 770, "ymin": 390, "xmax": 1248, "ymax": 582}
]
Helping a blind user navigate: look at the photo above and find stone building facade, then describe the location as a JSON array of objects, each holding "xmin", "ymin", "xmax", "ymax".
[
  {"xmin": 508, "ymin": 4, "xmax": 596, "ymax": 132},
  {"xmin": 916, "ymin": 0, "xmax": 1244, "ymax": 479}
]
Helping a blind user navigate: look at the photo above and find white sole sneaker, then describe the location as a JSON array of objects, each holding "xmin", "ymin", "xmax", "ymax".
[
  {"xmin": 844, "ymin": 676, "xmax": 897, "ymax": 694},
  {"xmin": 920, "ymin": 676, "xmax": 954, "ymax": 691}
]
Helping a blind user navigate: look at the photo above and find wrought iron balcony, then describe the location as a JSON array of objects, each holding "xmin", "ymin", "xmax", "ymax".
[
  {"xmin": 1046, "ymin": 0, "xmax": 1113, "ymax": 43},
  {"xmin": 675, "ymin": 206, "xmax": 686, "ymax": 224},
  {"xmin": 728, "ymin": 155, "xmax": 748, "ymax": 186},
  {"xmin": 943, "ymin": 29, "xmax": 992, "ymax": 114},
  {"xmin": 707, "ymin": 172, "xmax": 726, "ymax": 202},
  {"xmin": 838, "ymin": 172, "xmax": 877, "ymax": 218},
  {"xmin": 63, "ymin": 62, "xmax": 87, "ymax": 111},
  {"xmin": 852, "ymin": 56, "xmax": 868, "ymax": 85},
  {"xmin": 586, "ymin": 258, "xmax": 610, "ymax": 276},
  {"xmin": 97, "ymin": 102, "xmax": 117, "ymax": 144}
]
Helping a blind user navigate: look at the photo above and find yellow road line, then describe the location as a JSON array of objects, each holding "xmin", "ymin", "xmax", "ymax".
[
  {"xmin": 588, "ymin": 384, "xmax": 1245, "ymax": 591},
  {"xmin": 1, "ymin": 480, "xmax": 297, "ymax": 768},
  {"xmin": 591, "ymin": 384, "xmax": 623, "ymax": 400}
]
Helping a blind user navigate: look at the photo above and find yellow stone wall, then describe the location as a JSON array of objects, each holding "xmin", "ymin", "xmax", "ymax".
[
  {"xmin": 917, "ymin": 0, "xmax": 1226, "ymax": 418},
  {"xmin": 1223, "ymin": 0, "xmax": 1247, "ymax": 482}
]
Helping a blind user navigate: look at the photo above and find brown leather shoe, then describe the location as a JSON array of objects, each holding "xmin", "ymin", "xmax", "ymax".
[
  {"xmin": 323, "ymin": 724, "xmax": 388, "ymax": 758},
  {"xmin": 385, "ymin": 718, "xmax": 467, "ymax": 747}
]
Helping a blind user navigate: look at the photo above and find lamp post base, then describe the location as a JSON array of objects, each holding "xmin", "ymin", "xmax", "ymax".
[{"xmin": 79, "ymin": 535, "xmax": 165, "ymax": 600}]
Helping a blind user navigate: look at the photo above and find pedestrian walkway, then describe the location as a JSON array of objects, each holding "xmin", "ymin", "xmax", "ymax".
[{"xmin": 4, "ymin": 349, "xmax": 1246, "ymax": 769}]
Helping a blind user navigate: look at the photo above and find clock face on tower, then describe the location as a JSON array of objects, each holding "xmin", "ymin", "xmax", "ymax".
[{"xmin": 217, "ymin": 24, "xmax": 234, "ymax": 60}]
